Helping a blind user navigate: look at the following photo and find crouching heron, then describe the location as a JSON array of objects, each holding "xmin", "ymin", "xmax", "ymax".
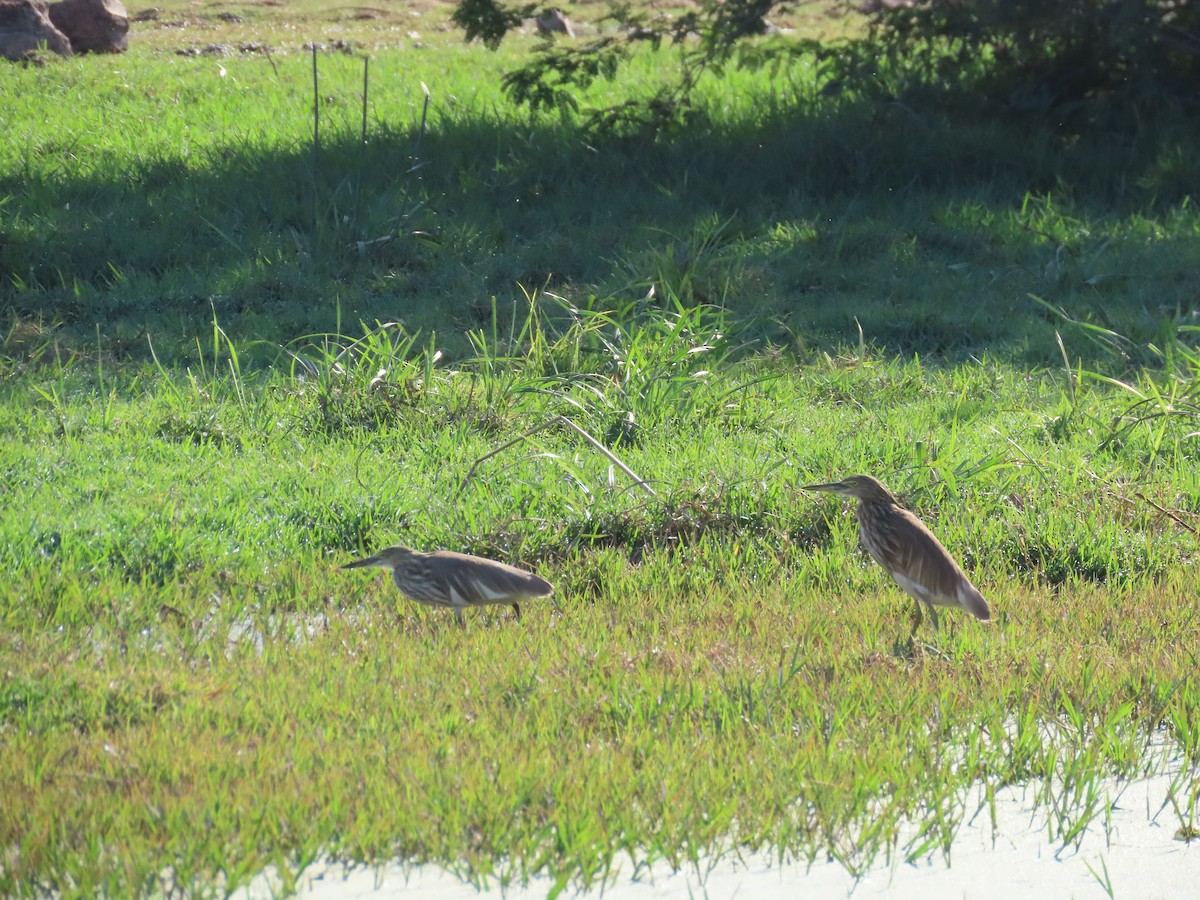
[{"xmin": 342, "ymin": 546, "xmax": 553, "ymax": 626}]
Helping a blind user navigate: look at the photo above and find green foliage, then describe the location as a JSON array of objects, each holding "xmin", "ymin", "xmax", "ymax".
[
  {"xmin": 865, "ymin": 0, "xmax": 1200, "ymax": 107},
  {"xmin": 454, "ymin": 1, "xmax": 1200, "ymax": 127},
  {"xmin": 454, "ymin": 0, "xmax": 819, "ymax": 129},
  {"xmin": 501, "ymin": 35, "xmax": 631, "ymax": 115},
  {"xmin": 453, "ymin": 0, "xmax": 540, "ymax": 50}
]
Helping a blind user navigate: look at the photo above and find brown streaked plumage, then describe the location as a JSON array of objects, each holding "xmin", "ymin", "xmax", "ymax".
[
  {"xmin": 342, "ymin": 546, "xmax": 553, "ymax": 626},
  {"xmin": 803, "ymin": 475, "xmax": 991, "ymax": 632}
]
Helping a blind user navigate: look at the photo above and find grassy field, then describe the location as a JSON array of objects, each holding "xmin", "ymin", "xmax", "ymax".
[{"xmin": 3, "ymin": 1, "xmax": 1200, "ymax": 896}]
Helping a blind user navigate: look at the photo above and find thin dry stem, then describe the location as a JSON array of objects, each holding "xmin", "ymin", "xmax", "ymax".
[{"xmin": 459, "ymin": 415, "xmax": 657, "ymax": 499}]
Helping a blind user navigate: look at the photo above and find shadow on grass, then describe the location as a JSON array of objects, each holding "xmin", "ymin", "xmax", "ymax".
[{"xmin": 2, "ymin": 70, "xmax": 1198, "ymax": 366}]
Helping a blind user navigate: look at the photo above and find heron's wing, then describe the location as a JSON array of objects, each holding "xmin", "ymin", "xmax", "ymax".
[
  {"xmin": 868, "ymin": 509, "xmax": 991, "ymax": 620},
  {"xmin": 429, "ymin": 551, "xmax": 554, "ymax": 604}
]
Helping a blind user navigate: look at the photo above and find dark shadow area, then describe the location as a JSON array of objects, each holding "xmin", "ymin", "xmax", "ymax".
[{"xmin": 2, "ymin": 69, "xmax": 1198, "ymax": 368}]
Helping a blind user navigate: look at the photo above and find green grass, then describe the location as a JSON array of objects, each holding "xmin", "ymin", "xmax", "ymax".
[{"xmin": 3, "ymin": 2, "xmax": 1200, "ymax": 897}]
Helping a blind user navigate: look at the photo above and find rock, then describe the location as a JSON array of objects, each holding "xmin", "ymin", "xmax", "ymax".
[
  {"xmin": 47, "ymin": 0, "xmax": 127, "ymax": 54},
  {"xmin": 535, "ymin": 8, "xmax": 574, "ymax": 38},
  {"xmin": 0, "ymin": 0, "xmax": 72, "ymax": 60}
]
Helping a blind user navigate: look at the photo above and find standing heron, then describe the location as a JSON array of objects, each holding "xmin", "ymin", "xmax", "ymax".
[
  {"xmin": 803, "ymin": 475, "xmax": 991, "ymax": 632},
  {"xmin": 342, "ymin": 546, "xmax": 553, "ymax": 626}
]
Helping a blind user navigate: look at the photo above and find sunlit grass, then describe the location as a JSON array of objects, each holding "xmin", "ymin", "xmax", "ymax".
[
  {"xmin": 3, "ymin": 300, "xmax": 1200, "ymax": 894},
  {"xmin": 3, "ymin": 2, "xmax": 1200, "ymax": 896}
]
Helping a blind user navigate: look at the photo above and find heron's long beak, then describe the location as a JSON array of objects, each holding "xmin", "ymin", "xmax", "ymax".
[
  {"xmin": 341, "ymin": 554, "xmax": 383, "ymax": 570},
  {"xmin": 802, "ymin": 481, "xmax": 846, "ymax": 493}
]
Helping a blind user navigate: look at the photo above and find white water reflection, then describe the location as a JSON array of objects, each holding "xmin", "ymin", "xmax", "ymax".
[{"xmin": 234, "ymin": 745, "xmax": 1200, "ymax": 899}]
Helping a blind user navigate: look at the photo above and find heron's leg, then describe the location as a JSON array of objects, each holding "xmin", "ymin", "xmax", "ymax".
[
  {"xmin": 908, "ymin": 599, "xmax": 924, "ymax": 638},
  {"xmin": 455, "ymin": 609, "xmax": 466, "ymax": 629},
  {"xmin": 926, "ymin": 602, "xmax": 940, "ymax": 633},
  {"xmin": 512, "ymin": 603, "xmax": 521, "ymax": 622}
]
